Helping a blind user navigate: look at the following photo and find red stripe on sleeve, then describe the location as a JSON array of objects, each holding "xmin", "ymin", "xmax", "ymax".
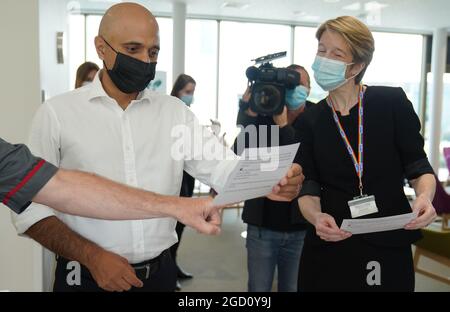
[{"xmin": 2, "ymin": 159, "xmax": 46, "ymax": 206}]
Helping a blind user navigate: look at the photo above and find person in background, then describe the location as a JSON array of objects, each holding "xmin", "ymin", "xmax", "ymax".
[
  {"xmin": 169, "ymin": 74, "xmax": 196, "ymax": 290},
  {"xmin": 234, "ymin": 64, "xmax": 313, "ymax": 292},
  {"xmin": 296, "ymin": 16, "xmax": 436, "ymax": 292},
  {"xmin": 75, "ymin": 62, "xmax": 100, "ymax": 89}
]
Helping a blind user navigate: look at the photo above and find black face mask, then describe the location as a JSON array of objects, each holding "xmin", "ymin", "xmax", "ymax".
[{"xmin": 102, "ymin": 38, "xmax": 156, "ymax": 94}]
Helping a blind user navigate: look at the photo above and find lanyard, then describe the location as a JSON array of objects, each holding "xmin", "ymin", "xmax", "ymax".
[{"xmin": 326, "ymin": 84, "xmax": 365, "ymax": 196}]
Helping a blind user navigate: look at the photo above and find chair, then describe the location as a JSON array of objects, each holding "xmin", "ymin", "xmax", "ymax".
[
  {"xmin": 413, "ymin": 174, "xmax": 450, "ymax": 285},
  {"xmin": 432, "ymin": 174, "xmax": 450, "ymax": 230},
  {"xmin": 444, "ymin": 147, "xmax": 450, "ymax": 185},
  {"xmin": 413, "ymin": 223, "xmax": 450, "ymax": 285},
  {"xmin": 444, "ymin": 147, "xmax": 450, "ymax": 172}
]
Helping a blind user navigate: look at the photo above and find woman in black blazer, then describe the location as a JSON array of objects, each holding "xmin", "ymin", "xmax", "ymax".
[{"xmin": 296, "ymin": 16, "xmax": 437, "ymax": 292}]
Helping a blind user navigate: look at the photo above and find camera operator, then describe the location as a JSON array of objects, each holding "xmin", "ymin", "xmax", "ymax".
[{"xmin": 233, "ymin": 64, "xmax": 313, "ymax": 292}]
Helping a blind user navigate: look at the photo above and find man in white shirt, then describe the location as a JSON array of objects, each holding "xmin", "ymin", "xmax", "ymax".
[{"xmin": 13, "ymin": 3, "xmax": 303, "ymax": 292}]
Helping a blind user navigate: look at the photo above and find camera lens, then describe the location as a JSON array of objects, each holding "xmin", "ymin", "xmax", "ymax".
[{"xmin": 253, "ymin": 85, "xmax": 281, "ymax": 114}]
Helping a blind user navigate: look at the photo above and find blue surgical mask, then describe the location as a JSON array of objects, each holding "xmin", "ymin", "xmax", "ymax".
[
  {"xmin": 312, "ymin": 55, "xmax": 356, "ymax": 92},
  {"xmin": 285, "ymin": 85, "xmax": 309, "ymax": 110},
  {"xmin": 180, "ymin": 95, "xmax": 193, "ymax": 106}
]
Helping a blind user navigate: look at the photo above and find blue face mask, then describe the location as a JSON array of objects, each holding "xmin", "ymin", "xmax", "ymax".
[
  {"xmin": 285, "ymin": 85, "xmax": 309, "ymax": 110},
  {"xmin": 312, "ymin": 55, "xmax": 356, "ymax": 92},
  {"xmin": 180, "ymin": 95, "xmax": 194, "ymax": 106}
]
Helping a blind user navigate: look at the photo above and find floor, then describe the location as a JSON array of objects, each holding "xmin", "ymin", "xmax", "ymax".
[{"xmin": 177, "ymin": 209, "xmax": 450, "ymax": 292}]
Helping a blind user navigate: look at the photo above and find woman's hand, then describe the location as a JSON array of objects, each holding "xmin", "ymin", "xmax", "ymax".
[
  {"xmin": 404, "ymin": 194, "xmax": 437, "ymax": 230},
  {"xmin": 314, "ymin": 213, "xmax": 352, "ymax": 242}
]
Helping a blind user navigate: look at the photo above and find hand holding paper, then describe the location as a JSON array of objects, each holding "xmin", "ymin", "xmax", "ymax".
[{"xmin": 213, "ymin": 143, "xmax": 301, "ymax": 205}]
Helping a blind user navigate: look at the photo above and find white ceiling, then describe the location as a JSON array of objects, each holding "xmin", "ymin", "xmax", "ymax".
[{"xmin": 72, "ymin": 0, "xmax": 450, "ymax": 33}]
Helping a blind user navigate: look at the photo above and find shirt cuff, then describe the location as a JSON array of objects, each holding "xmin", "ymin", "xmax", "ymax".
[
  {"xmin": 405, "ymin": 158, "xmax": 434, "ymax": 180},
  {"xmin": 11, "ymin": 203, "xmax": 56, "ymax": 235},
  {"xmin": 299, "ymin": 180, "xmax": 321, "ymax": 197},
  {"xmin": 7, "ymin": 161, "xmax": 58, "ymax": 214}
]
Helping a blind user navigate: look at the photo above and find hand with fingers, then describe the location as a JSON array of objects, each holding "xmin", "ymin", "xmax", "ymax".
[
  {"xmin": 404, "ymin": 194, "xmax": 437, "ymax": 230},
  {"xmin": 314, "ymin": 213, "xmax": 352, "ymax": 242},
  {"xmin": 267, "ymin": 163, "xmax": 304, "ymax": 202},
  {"xmin": 86, "ymin": 248, "xmax": 143, "ymax": 292},
  {"xmin": 177, "ymin": 197, "xmax": 224, "ymax": 235}
]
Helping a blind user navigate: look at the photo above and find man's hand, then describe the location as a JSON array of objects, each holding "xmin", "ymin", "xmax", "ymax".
[
  {"xmin": 85, "ymin": 248, "xmax": 143, "ymax": 292},
  {"xmin": 273, "ymin": 106, "xmax": 288, "ymax": 128},
  {"xmin": 404, "ymin": 194, "xmax": 437, "ymax": 230},
  {"xmin": 176, "ymin": 197, "xmax": 223, "ymax": 235},
  {"xmin": 267, "ymin": 163, "xmax": 304, "ymax": 202}
]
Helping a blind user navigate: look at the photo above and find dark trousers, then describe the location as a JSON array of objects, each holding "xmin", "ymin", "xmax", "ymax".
[
  {"xmin": 169, "ymin": 222, "xmax": 186, "ymax": 264},
  {"xmin": 53, "ymin": 249, "xmax": 177, "ymax": 292},
  {"xmin": 298, "ymin": 237, "xmax": 415, "ymax": 292}
]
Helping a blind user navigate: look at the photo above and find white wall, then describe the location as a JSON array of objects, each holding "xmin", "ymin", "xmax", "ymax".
[
  {"xmin": 0, "ymin": 0, "xmax": 42, "ymax": 292},
  {"xmin": 39, "ymin": 0, "xmax": 70, "ymax": 99}
]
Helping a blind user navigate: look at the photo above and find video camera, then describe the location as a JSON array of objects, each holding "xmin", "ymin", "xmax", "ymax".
[{"xmin": 245, "ymin": 51, "xmax": 300, "ymax": 116}]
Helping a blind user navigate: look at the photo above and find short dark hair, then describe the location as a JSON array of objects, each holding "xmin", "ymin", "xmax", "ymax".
[
  {"xmin": 75, "ymin": 62, "xmax": 99, "ymax": 89},
  {"xmin": 170, "ymin": 74, "xmax": 196, "ymax": 98},
  {"xmin": 286, "ymin": 64, "xmax": 310, "ymax": 88}
]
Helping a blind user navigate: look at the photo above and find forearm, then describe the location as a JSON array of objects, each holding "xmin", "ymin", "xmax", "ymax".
[
  {"xmin": 25, "ymin": 216, "xmax": 101, "ymax": 267},
  {"xmin": 33, "ymin": 169, "xmax": 186, "ymax": 221},
  {"xmin": 298, "ymin": 195, "xmax": 322, "ymax": 225},
  {"xmin": 410, "ymin": 173, "xmax": 436, "ymax": 202}
]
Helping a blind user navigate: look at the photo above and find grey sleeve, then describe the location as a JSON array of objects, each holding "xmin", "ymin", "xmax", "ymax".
[{"xmin": 0, "ymin": 138, "xmax": 58, "ymax": 214}]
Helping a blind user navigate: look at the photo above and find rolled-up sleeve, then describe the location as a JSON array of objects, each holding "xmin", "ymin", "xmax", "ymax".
[
  {"xmin": 0, "ymin": 138, "xmax": 58, "ymax": 214},
  {"xmin": 11, "ymin": 102, "xmax": 60, "ymax": 234}
]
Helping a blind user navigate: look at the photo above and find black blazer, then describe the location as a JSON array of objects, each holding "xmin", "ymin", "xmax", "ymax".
[{"xmin": 296, "ymin": 86, "xmax": 434, "ymax": 247}]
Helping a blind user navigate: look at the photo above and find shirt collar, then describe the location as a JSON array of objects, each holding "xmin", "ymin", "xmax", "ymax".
[{"xmin": 88, "ymin": 70, "xmax": 152, "ymax": 104}]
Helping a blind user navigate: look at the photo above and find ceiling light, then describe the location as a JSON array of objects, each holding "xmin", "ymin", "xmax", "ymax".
[
  {"xmin": 222, "ymin": 2, "xmax": 251, "ymax": 10},
  {"xmin": 343, "ymin": 2, "xmax": 362, "ymax": 11},
  {"xmin": 364, "ymin": 1, "xmax": 389, "ymax": 11}
]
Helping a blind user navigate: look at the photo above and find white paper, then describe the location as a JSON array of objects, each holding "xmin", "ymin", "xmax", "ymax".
[
  {"xmin": 340, "ymin": 211, "xmax": 419, "ymax": 234},
  {"xmin": 213, "ymin": 143, "xmax": 300, "ymax": 206}
]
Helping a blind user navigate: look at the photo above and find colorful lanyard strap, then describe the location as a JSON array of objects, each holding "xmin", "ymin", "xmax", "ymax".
[{"xmin": 326, "ymin": 84, "xmax": 365, "ymax": 196}]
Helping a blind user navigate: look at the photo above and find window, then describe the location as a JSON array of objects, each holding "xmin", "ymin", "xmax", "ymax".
[
  {"xmin": 68, "ymin": 14, "xmax": 86, "ymax": 89},
  {"xmin": 85, "ymin": 15, "xmax": 102, "ymax": 68},
  {"xmin": 294, "ymin": 26, "xmax": 327, "ymax": 103},
  {"xmin": 364, "ymin": 32, "xmax": 423, "ymax": 113},
  {"xmin": 425, "ymin": 73, "xmax": 450, "ymax": 180},
  {"xmin": 155, "ymin": 17, "xmax": 173, "ymax": 91},
  {"xmin": 218, "ymin": 21, "xmax": 292, "ymax": 145},
  {"xmin": 185, "ymin": 19, "xmax": 218, "ymax": 124}
]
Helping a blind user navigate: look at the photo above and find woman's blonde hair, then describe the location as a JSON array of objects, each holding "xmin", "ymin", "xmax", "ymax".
[{"xmin": 316, "ymin": 16, "xmax": 375, "ymax": 84}]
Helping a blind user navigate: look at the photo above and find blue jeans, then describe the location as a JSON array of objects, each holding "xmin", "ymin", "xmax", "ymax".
[{"xmin": 246, "ymin": 224, "xmax": 306, "ymax": 292}]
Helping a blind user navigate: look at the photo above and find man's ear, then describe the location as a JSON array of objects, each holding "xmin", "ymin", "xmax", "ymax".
[{"xmin": 94, "ymin": 36, "xmax": 106, "ymax": 61}]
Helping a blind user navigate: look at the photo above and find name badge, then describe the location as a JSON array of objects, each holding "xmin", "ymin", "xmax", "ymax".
[{"xmin": 348, "ymin": 195, "xmax": 378, "ymax": 218}]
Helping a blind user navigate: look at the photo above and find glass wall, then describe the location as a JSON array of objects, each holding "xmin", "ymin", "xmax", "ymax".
[
  {"xmin": 185, "ymin": 19, "xmax": 218, "ymax": 124},
  {"xmin": 218, "ymin": 21, "xmax": 292, "ymax": 144},
  {"xmin": 426, "ymin": 73, "xmax": 450, "ymax": 180},
  {"xmin": 68, "ymin": 14, "xmax": 449, "ymax": 177}
]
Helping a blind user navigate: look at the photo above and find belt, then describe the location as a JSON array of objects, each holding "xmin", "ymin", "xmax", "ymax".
[{"xmin": 131, "ymin": 249, "xmax": 169, "ymax": 280}]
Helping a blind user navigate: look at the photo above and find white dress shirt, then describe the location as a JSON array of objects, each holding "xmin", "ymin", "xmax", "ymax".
[{"xmin": 12, "ymin": 72, "xmax": 237, "ymax": 264}]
